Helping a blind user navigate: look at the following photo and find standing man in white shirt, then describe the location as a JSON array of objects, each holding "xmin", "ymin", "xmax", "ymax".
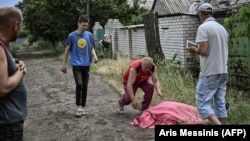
[{"xmin": 188, "ymin": 3, "xmax": 229, "ymax": 125}]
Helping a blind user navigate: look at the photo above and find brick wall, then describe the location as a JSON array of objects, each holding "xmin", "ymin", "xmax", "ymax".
[
  {"xmin": 94, "ymin": 15, "xmax": 200, "ymax": 67},
  {"xmin": 159, "ymin": 14, "xmax": 199, "ymax": 67}
]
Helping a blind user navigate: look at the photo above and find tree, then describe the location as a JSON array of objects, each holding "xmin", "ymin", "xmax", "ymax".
[
  {"xmin": 22, "ymin": 0, "xmax": 85, "ymax": 48},
  {"xmin": 224, "ymin": 3, "xmax": 250, "ymax": 37},
  {"xmin": 143, "ymin": 12, "xmax": 165, "ymax": 63},
  {"xmin": 89, "ymin": 0, "xmax": 149, "ymax": 28},
  {"xmin": 20, "ymin": 0, "xmax": 149, "ymax": 49}
]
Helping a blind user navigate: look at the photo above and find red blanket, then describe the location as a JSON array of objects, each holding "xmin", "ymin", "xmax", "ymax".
[{"xmin": 130, "ymin": 101, "xmax": 208, "ymax": 128}]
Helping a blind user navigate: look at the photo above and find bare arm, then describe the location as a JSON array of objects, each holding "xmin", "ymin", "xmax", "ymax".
[
  {"xmin": 0, "ymin": 47, "xmax": 25, "ymax": 97},
  {"xmin": 127, "ymin": 68, "xmax": 138, "ymax": 109},
  {"xmin": 151, "ymin": 67, "xmax": 163, "ymax": 98},
  {"xmin": 61, "ymin": 45, "xmax": 70, "ymax": 73},
  {"xmin": 91, "ymin": 45, "xmax": 98, "ymax": 63}
]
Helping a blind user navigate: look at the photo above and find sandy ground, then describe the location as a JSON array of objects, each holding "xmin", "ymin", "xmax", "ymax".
[{"xmin": 16, "ymin": 47, "xmax": 154, "ymax": 141}]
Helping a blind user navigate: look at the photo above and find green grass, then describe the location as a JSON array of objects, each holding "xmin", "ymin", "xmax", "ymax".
[
  {"xmin": 91, "ymin": 55, "xmax": 250, "ymax": 124},
  {"xmin": 9, "ymin": 42, "xmax": 21, "ymax": 57}
]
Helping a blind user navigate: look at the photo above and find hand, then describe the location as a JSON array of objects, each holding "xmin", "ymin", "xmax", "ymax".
[
  {"xmin": 188, "ymin": 46, "xmax": 197, "ymax": 53},
  {"xmin": 158, "ymin": 92, "xmax": 164, "ymax": 100},
  {"xmin": 94, "ymin": 56, "xmax": 98, "ymax": 63},
  {"xmin": 131, "ymin": 99, "xmax": 138, "ymax": 109},
  {"xmin": 61, "ymin": 65, "xmax": 67, "ymax": 73},
  {"xmin": 16, "ymin": 59, "xmax": 27, "ymax": 74}
]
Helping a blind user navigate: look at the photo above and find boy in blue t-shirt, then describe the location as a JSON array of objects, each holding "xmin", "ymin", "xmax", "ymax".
[{"xmin": 61, "ymin": 16, "xmax": 98, "ymax": 117}]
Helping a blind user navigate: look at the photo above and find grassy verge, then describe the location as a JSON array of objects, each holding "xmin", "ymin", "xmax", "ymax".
[{"xmin": 91, "ymin": 56, "xmax": 250, "ymax": 124}]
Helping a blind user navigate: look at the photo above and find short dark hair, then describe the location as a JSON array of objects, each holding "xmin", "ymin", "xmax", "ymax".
[{"xmin": 78, "ymin": 16, "xmax": 88, "ymax": 23}]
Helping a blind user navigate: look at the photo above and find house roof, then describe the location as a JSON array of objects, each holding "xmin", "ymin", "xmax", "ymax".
[
  {"xmin": 151, "ymin": 0, "xmax": 250, "ymax": 16},
  {"xmin": 118, "ymin": 24, "xmax": 144, "ymax": 29},
  {"xmin": 151, "ymin": 0, "xmax": 201, "ymax": 15}
]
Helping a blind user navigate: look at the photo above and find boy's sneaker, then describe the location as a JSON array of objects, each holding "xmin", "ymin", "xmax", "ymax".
[{"xmin": 117, "ymin": 102, "xmax": 124, "ymax": 114}]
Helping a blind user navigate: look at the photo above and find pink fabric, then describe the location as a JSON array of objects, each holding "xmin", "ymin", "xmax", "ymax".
[{"xmin": 130, "ymin": 101, "xmax": 208, "ymax": 128}]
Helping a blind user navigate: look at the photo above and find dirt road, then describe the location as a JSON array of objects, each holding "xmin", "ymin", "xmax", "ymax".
[{"xmin": 17, "ymin": 47, "xmax": 154, "ymax": 141}]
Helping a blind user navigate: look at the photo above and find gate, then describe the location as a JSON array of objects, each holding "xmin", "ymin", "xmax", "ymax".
[
  {"xmin": 97, "ymin": 29, "xmax": 105, "ymax": 51},
  {"xmin": 217, "ymin": 18, "xmax": 250, "ymax": 90}
]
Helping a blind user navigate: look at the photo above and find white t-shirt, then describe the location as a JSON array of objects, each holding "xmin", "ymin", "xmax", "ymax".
[{"xmin": 196, "ymin": 17, "xmax": 229, "ymax": 76}]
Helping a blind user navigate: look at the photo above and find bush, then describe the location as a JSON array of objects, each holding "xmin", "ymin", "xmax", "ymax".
[{"xmin": 19, "ymin": 29, "xmax": 29, "ymax": 37}]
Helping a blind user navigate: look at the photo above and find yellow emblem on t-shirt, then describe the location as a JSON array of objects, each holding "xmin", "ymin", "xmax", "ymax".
[{"xmin": 77, "ymin": 38, "xmax": 87, "ymax": 48}]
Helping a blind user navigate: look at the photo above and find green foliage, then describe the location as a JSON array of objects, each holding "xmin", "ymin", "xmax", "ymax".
[
  {"xmin": 95, "ymin": 49, "xmax": 110, "ymax": 59},
  {"xmin": 89, "ymin": 0, "xmax": 149, "ymax": 28},
  {"xmin": 186, "ymin": 54, "xmax": 200, "ymax": 78},
  {"xmin": 224, "ymin": 3, "xmax": 250, "ymax": 37},
  {"xmin": 19, "ymin": 29, "xmax": 29, "ymax": 37},
  {"xmin": 9, "ymin": 42, "xmax": 20, "ymax": 57},
  {"xmin": 137, "ymin": 54, "xmax": 147, "ymax": 58},
  {"xmin": 19, "ymin": 0, "xmax": 149, "ymax": 48},
  {"xmin": 154, "ymin": 57, "xmax": 197, "ymax": 105},
  {"xmin": 170, "ymin": 53, "xmax": 181, "ymax": 67},
  {"xmin": 31, "ymin": 40, "xmax": 65, "ymax": 55},
  {"xmin": 226, "ymin": 90, "xmax": 250, "ymax": 124},
  {"xmin": 22, "ymin": 0, "xmax": 85, "ymax": 45}
]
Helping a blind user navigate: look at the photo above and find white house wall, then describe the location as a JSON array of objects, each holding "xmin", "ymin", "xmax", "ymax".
[
  {"xmin": 159, "ymin": 15, "xmax": 199, "ymax": 67},
  {"xmin": 131, "ymin": 29, "xmax": 147, "ymax": 58},
  {"xmin": 117, "ymin": 29, "xmax": 130, "ymax": 57}
]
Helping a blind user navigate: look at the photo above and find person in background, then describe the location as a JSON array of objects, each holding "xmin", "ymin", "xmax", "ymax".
[
  {"xmin": 99, "ymin": 34, "xmax": 111, "ymax": 52},
  {"xmin": 0, "ymin": 6, "xmax": 27, "ymax": 141},
  {"xmin": 187, "ymin": 3, "xmax": 229, "ymax": 125},
  {"xmin": 117, "ymin": 57, "xmax": 163, "ymax": 114},
  {"xmin": 61, "ymin": 16, "xmax": 98, "ymax": 117}
]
